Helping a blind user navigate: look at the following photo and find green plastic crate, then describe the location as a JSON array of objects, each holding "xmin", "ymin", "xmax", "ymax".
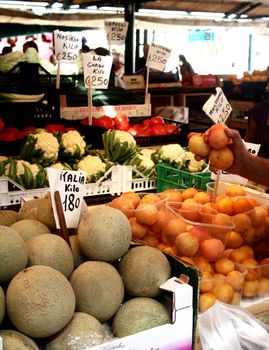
[{"xmin": 156, "ymin": 163, "xmax": 212, "ymax": 192}]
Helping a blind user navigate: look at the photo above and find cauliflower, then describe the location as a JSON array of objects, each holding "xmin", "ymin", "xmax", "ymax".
[
  {"xmin": 48, "ymin": 162, "xmax": 72, "ymax": 170},
  {"xmin": 76, "ymin": 155, "xmax": 107, "ymax": 183},
  {"xmin": 60, "ymin": 130, "xmax": 86, "ymax": 160},
  {"xmin": 152, "ymin": 144, "xmax": 186, "ymax": 169},
  {"xmin": 24, "ymin": 47, "xmax": 40, "ymax": 64},
  {"xmin": 102, "ymin": 130, "xmax": 138, "ymax": 164},
  {"xmin": 139, "ymin": 148, "xmax": 155, "ymax": 160},
  {"xmin": 20, "ymin": 129, "xmax": 59, "ymax": 166},
  {"xmin": 0, "ymin": 50, "xmax": 24, "ymax": 73},
  {"xmin": 184, "ymin": 151, "xmax": 206, "ymax": 173},
  {"xmin": 2, "ymin": 159, "xmax": 46, "ymax": 189},
  {"xmin": 126, "ymin": 154, "xmax": 156, "ymax": 178}
]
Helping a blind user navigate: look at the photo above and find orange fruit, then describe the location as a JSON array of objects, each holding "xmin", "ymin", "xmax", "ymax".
[
  {"xmin": 214, "ymin": 258, "xmax": 235, "ymax": 275},
  {"xmin": 135, "ymin": 203, "xmax": 158, "ymax": 226},
  {"xmin": 226, "ymin": 231, "xmax": 243, "ymax": 249},
  {"xmin": 209, "ymin": 147, "xmax": 234, "ymax": 170},
  {"xmin": 216, "ymin": 196, "xmax": 234, "ymax": 216},
  {"xmin": 233, "ymin": 197, "xmax": 255, "ymax": 214},
  {"xmin": 199, "ymin": 292, "xmax": 217, "ymax": 313}
]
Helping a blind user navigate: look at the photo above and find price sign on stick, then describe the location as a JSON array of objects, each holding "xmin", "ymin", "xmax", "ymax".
[
  {"xmin": 83, "ymin": 54, "xmax": 113, "ymax": 89},
  {"xmin": 47, "ymin": 168, "xmax": 86, "ymax": 229},
  {"xmin": 202, "ymin": 87, "xmax": 232, "ymax": 124},
  {"xmin": 146, "ymin": 43, "xmax": 172, "ymax": 72},
  {"xmin": 105, "ymin": 20, "xmax": 129, "ymax": 46},
  {"xmin": 54, "ymin": 30, "xmax": 81, "ymax": 63}
]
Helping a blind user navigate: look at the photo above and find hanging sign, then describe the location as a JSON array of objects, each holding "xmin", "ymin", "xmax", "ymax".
[
  {"xmin": 83, "ymin": 54, "xmax": 113, "ymax": 89},
  {"xmin": 104, "ymin": 20, "xmax": 129, "ymax": 45},
  {"xmin": 47, "ymin": 168, "xmax": 86, "ymax": 229},
  {"xmin": 54, "ymin": 30, "xmax": 81, "ymax": 63},
  {"xmin": 202, "ymin": 87, "xmax": 232, "ymax": 124},
  {"xmin": 146, "ymin": 43, "xmax": 172, "ymax": 72}
]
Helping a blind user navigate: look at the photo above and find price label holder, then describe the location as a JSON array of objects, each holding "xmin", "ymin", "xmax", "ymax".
[
  {"xmin": 202, "ymin": 87, "xmax": 232, "ymax": 201},
  {"xmin": 145, "ymin": 43, "xmax": 172, "ymax": 105},
  {"xmin": 47, "ymin": 168, "xmax": 87, "ymax": 243},
  {"xmin": 104, "ymin": 20, "xmax": 129, "ymax": 46},
  {"xmin": 54, "ymin": 30, "xmax": 81, "ymax": 89}
]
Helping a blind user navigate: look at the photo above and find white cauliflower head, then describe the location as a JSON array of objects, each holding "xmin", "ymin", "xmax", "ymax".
[
  {"xmin": 32, "ymin": 130, "xmax": 59, "ymax": 161},
  {"xmin": 185, "ymin": 151, "xmax": 206, "ymax": 173},
  {"xmin": 114, "ymin": 130, "xmax": 136, "ymax": 146},
  {"xmin": 137, "ymin": 154, "xmax": 155, "ymax": 170},
  {"xmin": 159, "ymin": 144, "xmax": 186, "ymax": 163},
  {"xmin": 61, "ymin": 130, "xmax": 86, "ymax": 157},
  {"xmin": 77, "ymin": 155, "xmax": 106, "ymax": 182}
]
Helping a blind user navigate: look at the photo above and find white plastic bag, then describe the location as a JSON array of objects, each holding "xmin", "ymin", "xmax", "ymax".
[{"xmin": 198, "ymin": 301, "xmax": 269, "ymax": 350}]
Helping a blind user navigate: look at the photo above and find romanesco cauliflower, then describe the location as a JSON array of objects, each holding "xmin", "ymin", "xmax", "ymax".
[
  {"xmin": 76, "ymin": 155, "xmax": 107, "ymax": 183},
  {"xmin": 20, "ymin": 129, "xmax": 59, "ymax": 166}
]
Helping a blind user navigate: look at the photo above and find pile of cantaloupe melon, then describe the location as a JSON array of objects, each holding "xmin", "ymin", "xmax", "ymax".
[{"xmin": 0, "ymin": 194, "xmax": 172, "ymax": 349}]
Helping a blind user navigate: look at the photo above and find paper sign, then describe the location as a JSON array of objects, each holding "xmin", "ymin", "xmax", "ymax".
[
  {"xmin": 47, "ymin": 168, "xmax": 86, "ymax": 229},
  {"xmin": 146, "ymin": 43, "xmax": 172, "ymax": 72},
  {"xmin": 211, "ymin": 141, "xmax": 261, "ymax": 185},
  {"xmin": 54, "ymin": 30, "xmax": 81, "ymax": 63},
  {"xmin": 104, "ymin": 20, "xmax": 129, "ymax": 45},
  {"xmin": 83, "ymin": 54, "xmax": 113, "ymax": 89},
  {"xmin": 202, "ymin": 87, "xmax": 232, "ymax": 124}
]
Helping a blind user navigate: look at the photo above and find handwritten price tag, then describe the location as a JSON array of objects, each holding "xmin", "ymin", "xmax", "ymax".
[
  {"xmin": 202, "ymin": 87, "xmax": 232, "ymax": 124},
  {"xmin": 146, "ymin": 43, "xmax": 172, "ymax": 72},
  {"xmin": 105, "ymin": 20, "xmax": 128, "ymax": 45},
  {"xmin": 83, "ymin": 54, "xmax": 112, "ymax": 89},
  {"xmin": 47, "ymin": 168, "xmax": 86, "ymax": 229},
  {"xmin": 54, "ymin": 30, "xmax": 81, "ymax": 63}
]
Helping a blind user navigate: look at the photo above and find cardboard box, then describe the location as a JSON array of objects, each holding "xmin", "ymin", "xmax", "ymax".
[
  {"xmin": 91, "ymin": 250, "xmax": 200, "ymax": 350},
  {"xmin": 92, "ymin": 277, "xmax": 193, "ymax": 350}
]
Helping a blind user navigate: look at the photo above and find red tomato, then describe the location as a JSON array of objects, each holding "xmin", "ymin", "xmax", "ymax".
[
  {"xmin": 128, "ymin": 127, "xmax": 139, "ymax": 137},
  {"xmin": 0, "ymin": 133, "xmax": 16, "ymax": 141},
  {"xmin": 0, "ymin": 118, "xmax": 5, "ymax": 132},
  {"xmin": 16, "ymin": 130, "xmax": 28, "ymax": 139},
  {"xmin": 149, "ymin": 116, "xmax": 165, "ymax": 126},
  {"xmin": 4, "ymin": 127, "xmax": 19, "ymax": 135},
  {"xmin": 150, "ymin": 124, "xmax": 168, "ymax": 136},
  {"xmin": 166, "ymin": 124, "xmax": 180, "ymax": 135},
  {"xmin": 142, "ymin": 119, "xmax": 151, "ymax": 127},
  {"xmin": 45, "ymin": 124, "xmax": 66, "ymax": 133},
  {"xmin": 137, "ymin": 127, "xmax": 151, "ymax": 136},
  {"xmin": 92, "ymin": 116, "xmax": 115, "ymax": 130},
  {"xmin": 114, "ymin": 114, "xmax": 130, "ymax": 131},
  {"xmin": 23, "ymin": 126, "xmax": 37, "ymax": 132}
]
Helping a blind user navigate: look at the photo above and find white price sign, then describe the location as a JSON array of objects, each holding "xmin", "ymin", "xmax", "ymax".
[
  {"xmin": 146, "ymin": 43, "xmax": 172, "ymax": 71},
  {"xmin": 47, "ymin": 168, "xmax": 86, "ymax": 229},
  {"xmin": 211, "ymin": 141, "xmax": 261, "ymax": 185},
  {"xmin": 54, "ymin": 30, "xmax": 81, "ymax": 63},
  {"xmin": 83, "ymin": 54, "xmax": 112, "ymax": 89},
  {"xmin": 105, "ymin": 20, "xmax": 128, "ymax": 45},
  {"xmin": 203, "ymin": 87, "xmax": 232, "ymax": 124}
]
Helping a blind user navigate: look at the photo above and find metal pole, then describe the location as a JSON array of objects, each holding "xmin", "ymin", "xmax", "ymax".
[{"xmin": 124, "ymin": 1, "xmax": 135, "ymax": 74}]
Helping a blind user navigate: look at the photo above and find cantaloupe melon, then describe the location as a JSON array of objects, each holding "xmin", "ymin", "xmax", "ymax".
[
  {"xmin": 112, "ymin": 297, "xmax": 170, "ymax": 337},
  {"xmin": 119, "ymin": 245, "xmax": 171, "ymax": 297},
  {"xmin": 0, "ymin": 210, "xmax": 18, "ymax": 226},
  {"xmin": 69, "ymin": 235, "xmax": 87, "ymax": 269},
  {"xmin": 0, "ymin": 285, "xmax": 5, "ymax": 324},
  {"xmin": 0, "ymin": 225, "xmax": 28, "ymax": 284},
  {"xmin": 44, "ymin": 312, "xmax": 107, "ymax": 350},
  {"xmin": 78, "ymin": 206, "xmax": 132, "ymax": 262},
  {"xmin": 6, "ymin": 265, "xmax": 76, "ymax": 338},
  {"xmin": 26, "ymin": 233, "xmax": 74, "ymax": 278},
  {"xmin": 10, "ymin": 219, "xmax": 51, "ymax": 241},
  {"xmin": 70, "ymin": 261, "xmax": 124, "ymax": 322},
  {"xmin": 18, "ymin": 198, "xmax": 41, "ymax": 221},
  {"xmin": 0, "ymin": 329, "xmax": 39, "ymax": 350}
]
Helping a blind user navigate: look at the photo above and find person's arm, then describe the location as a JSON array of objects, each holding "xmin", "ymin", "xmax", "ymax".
[
  {"xmin": 222, "ymin": 128, "xmax": 269, "ymax": 187},
  {"xmin": 244, "ymin": 111, "xmax": 257, "ymax": 143}
]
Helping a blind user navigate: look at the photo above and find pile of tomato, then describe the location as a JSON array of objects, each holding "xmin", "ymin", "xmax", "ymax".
[{"xmin": 82, "ymin": 114, "xmax": 180, "ymax": 137}]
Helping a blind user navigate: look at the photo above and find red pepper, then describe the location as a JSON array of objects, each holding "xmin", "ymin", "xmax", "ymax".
[
  {"xmin": 44, "ymin": 124, "xmax": 66, "ymax": 133},
  {"xmin": 150, "ymin": 124, "xmax": 168, "ymax": 136},
  {"xmin": 0, "ymin": 133, "xmax": 16, "ymax": 141},
  {"xmin": 149, "ymin": 116, "xmax": 165, "ymax": 126},
  {"xmin": 0, "ymin": 118, "xmax": 5, "ymax": 133}
]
